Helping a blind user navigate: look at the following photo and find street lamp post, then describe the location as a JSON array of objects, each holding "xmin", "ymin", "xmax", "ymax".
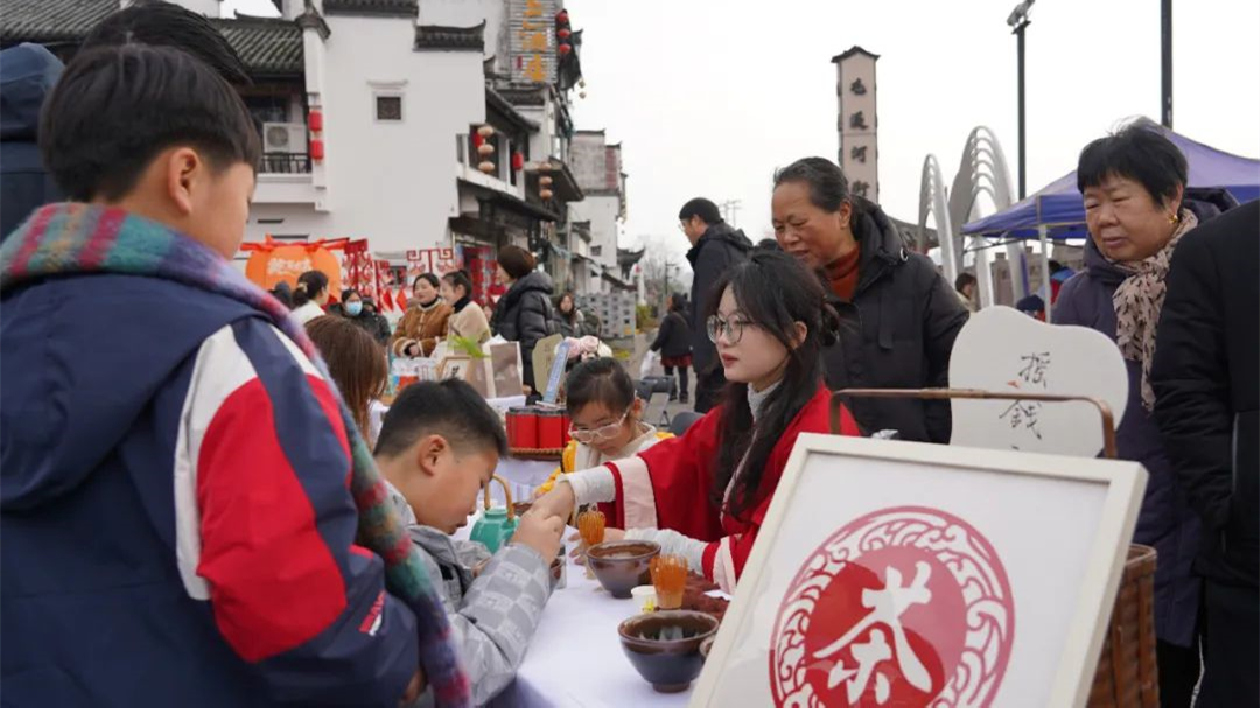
[
  {"xmin": 1007, "ymin": 0, "xmax": 1034, "ymax": 201},
  {"xmin": 1161, "ymin": 0, "xmax": 1172, "ymax": 128}
]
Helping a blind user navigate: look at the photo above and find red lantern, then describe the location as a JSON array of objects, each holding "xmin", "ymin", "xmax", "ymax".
[
  {"xmin": 308, "ymin": 109, "xmax": 323, "ymax": 132},
  {"xmin": 556, "ymin": 9, "xmax": 569, "ymax": 23},
  {"xmin": 559, "ymin": 43, "xmax": 571, "ymax": 56},
  {"xmin": 558, "ymin": 28, "xmax": 571, "ymax": 39},
  {"xmin": 512, "ymin": 152, "xmax": 525, "ymax": 171},
  {"xmin": 310, "ymin": 138, "xmax": 325, "ymax": 161}
]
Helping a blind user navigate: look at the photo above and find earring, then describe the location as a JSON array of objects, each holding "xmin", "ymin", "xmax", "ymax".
[{"xmin": 1168, "ymin": 212, "xmax": 1179, "ymax": 224}]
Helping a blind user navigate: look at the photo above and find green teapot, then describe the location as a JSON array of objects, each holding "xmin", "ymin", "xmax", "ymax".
[{"xmin": 470, "ymin": 475, "xmax": 519, "ymax": 554}]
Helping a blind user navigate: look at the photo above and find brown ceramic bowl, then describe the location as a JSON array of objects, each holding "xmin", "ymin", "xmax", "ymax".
[
  {"xmin": 586, "ymin": 541, "xmax": 660, "ymax": 599},
  {"xmin": 618, "ymin": 610, "xmax": 719, "ymax": 693}
]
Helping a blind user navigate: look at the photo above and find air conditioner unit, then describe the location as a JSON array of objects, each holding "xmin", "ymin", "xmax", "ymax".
[{"xmin": 262, "ymin": 122, "xmax": 307, "ymax": 153}]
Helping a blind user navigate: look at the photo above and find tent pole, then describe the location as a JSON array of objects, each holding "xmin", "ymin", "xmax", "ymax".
[
  {"xmin": 1005, "ymin": 238, "xmax": 1026, "ymax": 302},
  {"xmin": 1039, "ymin": 224, "xmax": 1052, "ymax": 316},
  {"xmin": 974, "ymin": 236, "xmax": 995, "ymax": 309}
]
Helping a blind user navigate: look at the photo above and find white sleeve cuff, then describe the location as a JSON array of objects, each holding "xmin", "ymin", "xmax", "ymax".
[
  {"xmin": 562, "ymin": 466, "xmax": 617, "ymax": 506},
  {"xmin": 625, "ymin": 528, "xmax": 708, "ymax": 575}
]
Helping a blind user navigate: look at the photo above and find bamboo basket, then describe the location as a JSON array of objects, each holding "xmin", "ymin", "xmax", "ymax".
[
  {"xmin": 831, "ymin": 389, "xmax": 1159, "ymax": 707},
  {"xmin": 1088, "ymin": 544, "xmax": 1159, "ymax": 707}
]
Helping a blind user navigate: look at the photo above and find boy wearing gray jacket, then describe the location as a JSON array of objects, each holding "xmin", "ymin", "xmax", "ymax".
[{"xmin": 375, "ymin": 380, "xmax": 564, "ymax": 706}]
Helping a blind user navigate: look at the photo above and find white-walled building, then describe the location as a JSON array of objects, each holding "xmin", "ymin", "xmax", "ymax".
[
  {"xmin": 3, "ymin": 0, "xmax": 618, "ymax": 308},
  {"xmin": 243, "ymin": 0, "xmax": 486, "ymax": 264},
  {"xmin": 568, "ymin": 130, "xmax": 629, "ymax": 294},
  {"xmin": 1, "ymin": 0, "xmax": 489, "ymax": 286}
]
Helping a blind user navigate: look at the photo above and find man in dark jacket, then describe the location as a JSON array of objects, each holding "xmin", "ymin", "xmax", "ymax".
[
  {"xmin": 1151, "ymin": 199, "xmax": 1259, "ymax": 706},
  {"xmin": 0, "ymin": 44, "xmax": 63, "ymax": 241},
  {"xmin": 680, "ymin": 198, "xmax": 752, "ymax": 413}
]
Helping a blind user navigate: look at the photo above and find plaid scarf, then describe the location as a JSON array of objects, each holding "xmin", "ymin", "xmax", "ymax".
[
  {"xmin": 1113, "ymin": 208, "xmax": 1198, "ymax": 412},
  {"xmin": 0, "ymin": 203, "xmax": 469, "ymax": 707}
]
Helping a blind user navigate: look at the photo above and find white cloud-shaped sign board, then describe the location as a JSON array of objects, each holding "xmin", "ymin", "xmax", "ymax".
[{"xmin": 949, "ymin": 307, "xmax": 1128, "ymax": 457}]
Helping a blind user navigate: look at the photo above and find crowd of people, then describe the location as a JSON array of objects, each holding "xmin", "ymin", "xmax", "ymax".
[{"xmin": 0, "ymin": 2, "xmax": 1255, "ymax": 707}]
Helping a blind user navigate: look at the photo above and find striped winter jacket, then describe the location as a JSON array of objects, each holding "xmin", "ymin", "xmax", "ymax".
[{"xmin": 0, "ymin": 274, "xmax": 420, "ymax": 707}]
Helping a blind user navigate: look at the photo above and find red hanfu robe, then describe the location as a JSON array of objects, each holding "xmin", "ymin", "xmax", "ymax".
[{"xmin": 596, "ymin": 385, "xmax": 860, "ymax": 589}]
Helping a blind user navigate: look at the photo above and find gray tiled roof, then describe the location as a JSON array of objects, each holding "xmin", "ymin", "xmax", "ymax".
[
  {"xmin": 213, "ymin": 18, "xmax": 303, "ymax": 74},
  {"xmin": 324, "ymin": 0, "xmax": 418, "ymax": 17},
  {"xmin": 0, "ymin": 0, "xmax": 116, "ymax": 44},
  {"xmin": 0, "ymin": 0, "xmax": 303, "ymax": 75}
]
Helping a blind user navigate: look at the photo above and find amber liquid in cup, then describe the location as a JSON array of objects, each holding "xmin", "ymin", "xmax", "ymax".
[
  {"xmin": 650, "ymin": 554, "xmax": 688, "ymax": 611},
  {"xmin": 577, "ymin": 510, "xmax": 605, "ymax": 579}
]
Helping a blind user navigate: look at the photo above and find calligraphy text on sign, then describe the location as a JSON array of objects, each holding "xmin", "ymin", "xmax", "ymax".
[
  {"xmin": 510, "ymin": 0, "xmax": 556, "ymax": 84},
  {"xmin": 1001, "ymin": 351, "xmax": 1051, "ymax": 447}
]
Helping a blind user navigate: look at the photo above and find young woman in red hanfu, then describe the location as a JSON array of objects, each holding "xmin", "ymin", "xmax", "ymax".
[{"xmin": 532, "ymin": 251, "xmax": 861, "ymax": 592}]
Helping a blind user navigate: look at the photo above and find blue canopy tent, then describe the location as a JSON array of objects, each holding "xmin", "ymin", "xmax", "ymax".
[
  {"xmin": 963, "ymin": 126, "xmax": 1260, "ymax": 240},
  {"xmin": 961, "ymin": 123, "xmax": 1260, "ymax": 308}
]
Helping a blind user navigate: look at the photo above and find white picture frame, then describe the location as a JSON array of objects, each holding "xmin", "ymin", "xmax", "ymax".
[{"xmin": 690, "ymin": 435, "xmax": 1146, "ymax": 708}]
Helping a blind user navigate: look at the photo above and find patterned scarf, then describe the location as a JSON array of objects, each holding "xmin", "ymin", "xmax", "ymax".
[
  {"xmin": 0, "ymin": 204, "xmax": 469, "ymax": 707},
  {"xmin": 1112, "ymin": 208, "xmax": 1198, "ymax": 412}
]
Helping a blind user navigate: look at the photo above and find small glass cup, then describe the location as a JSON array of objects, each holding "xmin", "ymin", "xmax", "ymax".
[
  {"xmin": 577, "ymin": 509, "xmax": 605, "ymax": 579},
  {"xmin": 650, "ymin": 554, "xmax": 688, "ymax": 611}
]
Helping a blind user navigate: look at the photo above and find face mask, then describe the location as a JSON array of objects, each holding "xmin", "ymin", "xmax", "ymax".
[{"xmin": 345, "ymin": 301, "xmax": 364, "ymax": 316}]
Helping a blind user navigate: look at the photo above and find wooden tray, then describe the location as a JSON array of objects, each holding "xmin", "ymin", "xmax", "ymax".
[{"xmin": 510, "ymin": 447, "xmax": 564, "ymax": 461}]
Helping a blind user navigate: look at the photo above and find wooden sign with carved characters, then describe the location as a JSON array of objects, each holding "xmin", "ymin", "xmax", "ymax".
[{"xmin": 948, "ymin": 306, "xmax": 1128, "ymax": 456}]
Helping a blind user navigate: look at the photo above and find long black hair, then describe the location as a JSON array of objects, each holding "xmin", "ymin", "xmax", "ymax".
[
  {"xmin": 442, "ymin": 270, "xmax": 473, "ymax": 301},
  {"xmin": 707, "ymin": 250, "xmax": 839, "ymax": 521}
]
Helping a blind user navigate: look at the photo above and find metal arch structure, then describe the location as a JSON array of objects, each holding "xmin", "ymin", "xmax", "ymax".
[
  {"xmin": 918, "ymin": 155, "xmax": 957, "ymax": 284},
  {"xmin": 946, "ymin": 126, "xmax": 1018, "ymax": 308}
]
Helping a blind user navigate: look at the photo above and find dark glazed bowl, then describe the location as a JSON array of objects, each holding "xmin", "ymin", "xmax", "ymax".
[
  {"xmin": 586, "ymin": 541, "xmax": 660, "ymax": 599},
  {"xmin": 618, "ymin": 610, "xmax": 719, "ymax": 693}
]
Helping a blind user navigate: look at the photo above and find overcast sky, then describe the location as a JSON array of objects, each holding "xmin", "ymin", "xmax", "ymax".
[{"xmin": 229, "ymin": 0, "xmax": 1259, "ymax": 259}]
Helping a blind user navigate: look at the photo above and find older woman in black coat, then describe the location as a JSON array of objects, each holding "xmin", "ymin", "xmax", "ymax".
[
  {"xmin": 771, "ymin": 157, "xmax": 968, "ymax": 443},
  {"xmin": 1054, "ymin": 123, "xmax": 1235, "ymax": 707}
]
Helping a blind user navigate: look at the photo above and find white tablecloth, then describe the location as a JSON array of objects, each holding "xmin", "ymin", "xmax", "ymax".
[
  {"xmin": 450, "ymin": 521, "xmax": 695, "ymax": 707},
  {"xmin": 489, "ymin": 551, "xmax": 695, "ymax": 707}
]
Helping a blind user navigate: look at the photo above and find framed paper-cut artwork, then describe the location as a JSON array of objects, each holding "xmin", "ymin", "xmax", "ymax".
[
  {"xmin": 438, "ymin": 356, "xmax": 470, "ymax": 381},
  {"xmin": 689, "ymin": 435, "xmax": 1146, "ymax": 708},
  {"xmin": 486, "ymin": 341, "xmax": 524, "ymax": 399}
]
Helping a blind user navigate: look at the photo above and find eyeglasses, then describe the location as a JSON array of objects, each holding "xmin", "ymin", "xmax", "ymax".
[
  {"xmin": 706, "ymin": 315, "xmax": 755, "ymax": 345},
  {"xmin": 568, "ymin": 408, "xmax": 630, "ymax": 444}
]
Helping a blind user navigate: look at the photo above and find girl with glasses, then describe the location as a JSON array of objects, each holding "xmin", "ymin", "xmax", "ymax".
[
  {"xmin": 535, "ymin": 358, "xmax": 674, "ymax": 497},
  {"xmin": 533, "ymin": 251, "xmax": 861, "ymax": 592}
]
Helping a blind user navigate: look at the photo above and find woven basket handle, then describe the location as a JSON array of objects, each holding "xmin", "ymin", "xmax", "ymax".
[{"xmin": 481, "ymin": 474, "xmax": 516, "ymax": 520}]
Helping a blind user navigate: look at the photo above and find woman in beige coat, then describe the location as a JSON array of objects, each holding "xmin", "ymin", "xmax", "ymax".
[
  {"xmin": 391, "ymin": 273, "xmax": 452, "ymax": 357},
  {"xmin": 440, "ymin": 270, "xmax": 490, "ymax": 344}
]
